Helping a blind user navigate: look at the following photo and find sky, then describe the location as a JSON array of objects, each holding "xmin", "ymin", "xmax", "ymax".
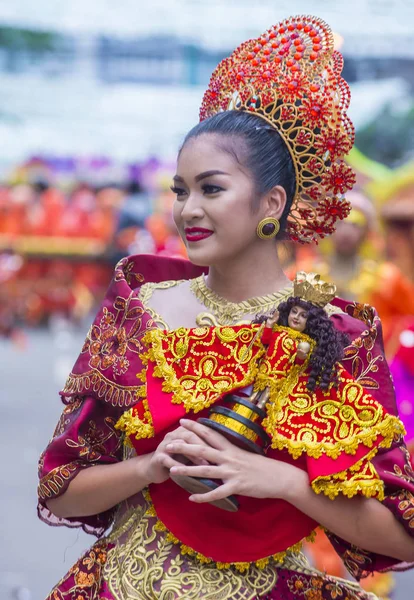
[
  {"xmin": 0, "ymin": 1, "xmax": 412, "ymax": 163},
  {"xmin": 0, "ymin": 0, "xmax": 413, "ymax": 51}
]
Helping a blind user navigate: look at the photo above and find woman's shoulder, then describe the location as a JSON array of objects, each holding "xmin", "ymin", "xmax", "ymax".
[
  {"xmin": 114, "ymin": 254, "xmax": 204, "ymax": 291},
  {"xmin": 330, "ymin": 297, "xmax": 379, "ymax": 334}
]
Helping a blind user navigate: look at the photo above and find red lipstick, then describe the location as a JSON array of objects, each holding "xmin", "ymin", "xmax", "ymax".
[{"xmin": 184, "ymin": 227, "xmax": 213, "ymax": 242}]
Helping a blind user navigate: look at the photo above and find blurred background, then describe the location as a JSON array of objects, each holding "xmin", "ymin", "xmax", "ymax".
[{"xmin": 0, "ymin": 2, "xmax": 413, "ymax": 599}]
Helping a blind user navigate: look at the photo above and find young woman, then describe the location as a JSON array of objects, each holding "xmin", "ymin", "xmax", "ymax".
[{"xmin": 38, "ymin": 15, "xmax": 414, "ymax": 600}]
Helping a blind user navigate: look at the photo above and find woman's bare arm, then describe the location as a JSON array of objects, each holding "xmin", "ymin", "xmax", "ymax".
[
  {"xmin": 46, "ymin": 425, "xmax": 208, "ymax": 519},
  {"xmin": 285, "ymin": 468, "xmax": 414, "ymax": 562},
  {"xmin": 46, "ymin": 454, "xmax": 152, "ymax": 518}
]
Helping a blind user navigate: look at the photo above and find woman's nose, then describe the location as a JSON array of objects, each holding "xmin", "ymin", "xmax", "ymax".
[{"xmin": 180, "ymin": 194, "xmax": 204, "ymax": 221}]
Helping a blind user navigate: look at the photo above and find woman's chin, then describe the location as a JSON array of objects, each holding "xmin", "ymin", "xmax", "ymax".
[{"xmin": 186, "ymin": 245, "xmax": 218, "ymax": 267}]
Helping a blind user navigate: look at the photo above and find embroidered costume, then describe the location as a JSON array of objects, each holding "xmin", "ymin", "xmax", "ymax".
[
  {"xmin": 38, "ymin": 255, "xmax": 414, "ymax": 600},
  {"xmin": 38, "ymin": 14, "xmax": 414, "ymax": 600}
]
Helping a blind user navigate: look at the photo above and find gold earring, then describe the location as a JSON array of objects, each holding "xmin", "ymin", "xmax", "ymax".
[{"xmin": 257, "ymin": 217, "xmax": 280, "ymax": 240}]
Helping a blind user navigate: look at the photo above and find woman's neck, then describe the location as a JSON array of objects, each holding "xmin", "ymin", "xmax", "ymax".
[{"xmin": 205, "ymin": 245, "xmax": 291, "ymax": 303}]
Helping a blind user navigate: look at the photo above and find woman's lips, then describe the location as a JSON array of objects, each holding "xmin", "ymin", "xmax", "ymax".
[{"xmin": 184, "ymin": 228, "xmax": 214, "ymax": 242}]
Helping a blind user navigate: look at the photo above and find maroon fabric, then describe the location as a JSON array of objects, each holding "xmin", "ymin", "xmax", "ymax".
[{"xmin": 38, "ymin": 255, "xmax": 414, "ymax": 578}]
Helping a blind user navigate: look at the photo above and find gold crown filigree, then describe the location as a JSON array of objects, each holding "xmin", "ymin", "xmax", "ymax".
[
  {"xmin": 293, "ymin": 271, "xmax": 336, "ymax": 307},
  {"xmin": 200, "ymin": 15, "xmax": 356, "ymax": 244}
]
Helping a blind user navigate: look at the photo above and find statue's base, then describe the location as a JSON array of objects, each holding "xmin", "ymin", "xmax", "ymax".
[
  {"xmin": 170, "ymin": 473, "xmax": 239, "ymax": 512},
  {"xmin": 170, "ymin": 394, "xmax": 271, "ymax": 512}
]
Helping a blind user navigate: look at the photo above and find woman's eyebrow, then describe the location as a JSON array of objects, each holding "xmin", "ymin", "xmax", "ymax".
[
  {"xmin": 195, "ymin": 170, "xmax": 230, "ymax": 182},
  {"xmin": 173, "ymin": 170, "xmax": 230, "ymax": 184}
]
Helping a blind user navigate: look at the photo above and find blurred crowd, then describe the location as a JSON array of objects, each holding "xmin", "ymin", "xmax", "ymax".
[
  {"xmin": 1, "ymin": 154, "xmax": 413, "ymax": 345},
  {"xmin": 0, "ymin": 157, "xmax": 186, "ymax": 335}
]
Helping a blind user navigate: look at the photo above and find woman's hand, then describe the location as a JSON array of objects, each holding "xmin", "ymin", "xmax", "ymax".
[
  {"xmin": 166, "ymin": 419, "xmax": 301, "ymax": 503},
  {"xmin": 141, "ymin": 424, "xmax": 212, "ymax": 485}
]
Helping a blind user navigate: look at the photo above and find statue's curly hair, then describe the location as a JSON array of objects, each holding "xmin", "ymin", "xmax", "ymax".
[{"xmin": 277, "ymin": 297, "xmax": 349, "ymax": 391}]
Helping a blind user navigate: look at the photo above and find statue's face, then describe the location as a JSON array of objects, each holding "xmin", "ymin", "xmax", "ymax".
[
  {"xmin": 288, "ymin": 305, "xmax": 308, "ymax": 332},
  {"xmin": 172, "ymin": 133, "xmax": 260, "ymax": 267}
]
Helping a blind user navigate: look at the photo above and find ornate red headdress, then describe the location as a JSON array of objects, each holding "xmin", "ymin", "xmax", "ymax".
[{"xmin": 200, "ymin": 15, "xmax": 356, "ymax": 244}]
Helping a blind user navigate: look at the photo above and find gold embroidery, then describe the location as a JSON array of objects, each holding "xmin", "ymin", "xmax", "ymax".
[
  {"xmin": 62, "ymin": 370, "xmax": 141, "ymax": 407},
  {"xmin": 287, "ymin": 572, "xmax": 372, "ymax": 599},
  {"xmin": 104, "ymin": 496, "xmax": 279, "ymax": 600},
  {"xmin": 64, "ymin": 289, "xmax": 149, "ymax": 406},
  {"xmin": 39, "ymin": 416, "xmax": 123, "ymax": 501},
  {"xmin": 115, "ymin": 256, "xmax": 145, "ymax": 286},
  {"xmin": 190, "ymin": 275, "xmax": 294, "ymax": 325},
  {"xmin": 38, "ymin": 462, "xmax": 80, "ymax": 500},
  {"xmin": 311, "ymin": 448, "xmax": 384, "ymax": 501},
  {"xmin": 385, "ymin": 445, "xmax": 414, "ymax": 483},
  {"xmin": 343, "ymin": 303, "xmax": 382, "ymax": 391},
  {"xmin": 141, "ymin": 327, "xmax": 265, "ymax": 413},
  {"xmin": 65, "ymin": 416, "xmax": 120, "ymax": 461},
  {"xmin": 52, "ymin": 398, "xmax": 83, "ymax": 436},
  {"xmin": 100, "ymin": 492, "xmax": 374, "ymax": 599},
  {"xmin": 116, "ymin": 323, "xmax": 405, "ymax": 463},
  {"xmin": 141, "ymin": 488, "xmax": 314, "ymax": 572},
  {"xmin": 115, "ymin": 396, "xmax": 154, "ymax": 441},
  {"xmin": 386, "ymin": 489, "xmax": 414, "ymax": 529},
  {"xmin": 262, "ymin": 365, "xmax": 405, "ymax": 460}
]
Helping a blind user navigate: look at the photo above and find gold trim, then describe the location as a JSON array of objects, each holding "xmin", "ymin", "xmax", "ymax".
[
  {"xmin": 208, "ymin": 413, "xmax": 260, "ymax": 443},
  {"xmin": 141, "ymin": 327, "xmax": 264, "ymax": 414},
  {"xmin": 143, "ymin": 488, "xmax": 315, "ymax": 572},
  {"xmin": 190, "ymin": 275, "xmax": 293, "ymax": 326},
  {"xmin": 311, "ymin": 446, "xmax": 385, "ymax": 501},
  {"xmin": 62, "ymin": 370, "xmax": 141, "ymax": 407}
]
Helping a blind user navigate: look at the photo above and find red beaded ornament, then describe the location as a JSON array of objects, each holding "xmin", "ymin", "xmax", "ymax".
[{"xmin": 200, "ymin": 15, "xmax": 356, "ymax": 244}]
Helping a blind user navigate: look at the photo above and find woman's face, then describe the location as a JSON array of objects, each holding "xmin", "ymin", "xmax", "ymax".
[
  {"xmin": 288, "ymin": 305, "xmax": 308, "ymax": 332},
  {"xmin": 172, "ymin": 134, "xmax": 262, "ymax": 266}
]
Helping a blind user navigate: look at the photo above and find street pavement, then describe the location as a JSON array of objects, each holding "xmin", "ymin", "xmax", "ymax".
[{"xmin": 0, "ymin": 325, "xmax": 413, "ymax": 599}]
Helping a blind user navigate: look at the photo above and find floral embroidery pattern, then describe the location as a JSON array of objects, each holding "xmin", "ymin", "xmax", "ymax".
[
  {"xmin": 286, "ymin": 573, "xmax": 368, "ymax": 599},
  {"xmin": 342, "ymin": 303, "xmax": 381, "ymax": 390},
  {"xmin": 386, "ymin": 489, "xmax": 414, "ymax": 530},
  {"xmin": 46, "ymin": 541, "xmax": 110, "ymax": 600},
  {"xmin": 66, "ymin": 417, "xmax": 119, "ymax": 462},
  {"xmin": 52, "ymin": 398, "xmax": 83, "ymax": 437},
  {"xmin": 38, "ymin": 409, "xmax": 123, "ymax": 507},
  {"xmin": 82, "ymin": 298, "xmax": 144, "ymax": 377}
]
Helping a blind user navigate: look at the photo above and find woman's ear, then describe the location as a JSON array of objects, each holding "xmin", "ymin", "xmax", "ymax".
[{"xmin": 262, "ymin": 185, "xmax": 287, "ymax": 220}]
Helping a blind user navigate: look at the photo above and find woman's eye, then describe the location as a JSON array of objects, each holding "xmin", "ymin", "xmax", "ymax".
[
  {"xmin": 170, "ymin": 186, "xmax": 187, "ymax": 197},
  {"xmin": 202, "ymin": 184, "xmax": 223, "ymax": 195}
]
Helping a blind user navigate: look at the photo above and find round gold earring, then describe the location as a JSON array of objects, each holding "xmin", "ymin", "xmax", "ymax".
[{"xmin": 256, "ymin": 217, "xmax": 280, "ymax": 240}]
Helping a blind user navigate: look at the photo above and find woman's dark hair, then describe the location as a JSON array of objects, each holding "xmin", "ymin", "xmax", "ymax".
[
  {"xmin": 181, "ymin": 110, "xmax": 296, "ymax": 239},
  {"xmin": 277, "ymin": 297, "xmax": 350, "ymax": 391}
]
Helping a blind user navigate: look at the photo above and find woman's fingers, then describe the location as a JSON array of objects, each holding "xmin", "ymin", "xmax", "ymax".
[
  {"xmin": 170, "ymin": 463, "xmax": 223, "ymax": 479},
  {"xmin": 179, "ymin": 419, "xmax": 232, "ymax": 451},
  {"xmin": 165, "ymin": 441, "xmax": 222, "ymax": 464},
  {"xmin": 159, "ymin": 454, "xmax": 183, "ymax": 470},
  {"xmin": 188, "ymin": 482, "xmax": 235, "ymax": 504},
  {"xmin": 163, "ymin": 427, "xmax": 205, "ymax": 446}
]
